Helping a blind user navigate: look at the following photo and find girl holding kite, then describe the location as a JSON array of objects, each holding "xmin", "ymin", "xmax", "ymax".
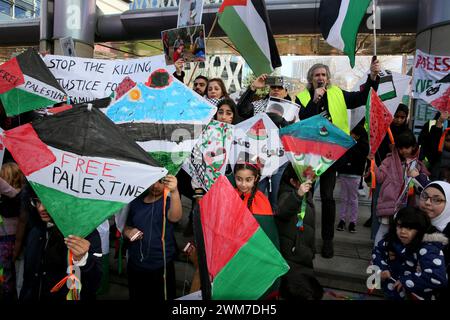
[{"xmin": 372, "ymin": 131, "xmax": 430, "ymax": 245}]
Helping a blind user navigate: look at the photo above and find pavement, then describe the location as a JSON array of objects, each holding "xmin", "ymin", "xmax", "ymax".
[{"xmin": 97, "ymin": 181, "xmax": 383, "ymax": 300}]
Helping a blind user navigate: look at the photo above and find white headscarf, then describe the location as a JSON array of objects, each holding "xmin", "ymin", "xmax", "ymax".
[{"xmin": 423, "ymin": 181, "xmax": 450, "ymax": 232}]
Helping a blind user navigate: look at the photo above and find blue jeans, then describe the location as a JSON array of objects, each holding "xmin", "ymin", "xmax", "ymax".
[{"xmin": 258, "ymin": 162, "xmax": 288, "ymax": 213}]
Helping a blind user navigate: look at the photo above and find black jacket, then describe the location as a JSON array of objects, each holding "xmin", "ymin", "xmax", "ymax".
[
  {"xmin": 336, "ymin": 138, "xmax": 369, "ymax": 176},
  {"xmin": 20, "ymin": 222, "xmax": 102, "ymax": 301},
  {"xmin": 276, "ymin": 181, "xmax": 315, "ymax": 268}
]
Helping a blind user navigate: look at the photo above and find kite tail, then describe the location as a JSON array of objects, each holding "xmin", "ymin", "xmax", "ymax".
[
  {"xmin": 161, "ymin": 187, "xmax": 169, "ymax": 301},
  {"xmin": 438, "ymin": 128, "xmax": 450, "ymax": 152},
  {"xmin": 387, "ymin": 127, "xmax": 395, "ymax": 145},
  {"xmin": 50, "ymin": 250, "xmax": 82, "ymax": 300},
  {"xmin": 369, "ymin": 159, "xmax": 376, "ymax": 197},
  {"xmin": 296, "ymin": 195, "xmax": 307, "ymax": 231}
]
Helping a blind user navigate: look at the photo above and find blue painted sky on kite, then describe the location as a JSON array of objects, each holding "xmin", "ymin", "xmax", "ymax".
[{"xmin": 105, "ymin": 82, "xmax": 216, "ymax": 124}]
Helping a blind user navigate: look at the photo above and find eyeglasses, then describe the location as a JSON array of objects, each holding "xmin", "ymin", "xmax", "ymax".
[
  {"xmin": 30, "ymin": 197, "xmax": 42, "ymax": 208},
  {"xmin": 419, "ymin": 192, "xmax": 446, "ymax": 205}
]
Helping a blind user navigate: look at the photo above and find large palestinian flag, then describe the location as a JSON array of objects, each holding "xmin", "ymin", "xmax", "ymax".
[
  {"xmin": 280, "ymin": 115, "xmax": 355, "ymax": 183},
  {"xmin": 218, "ymin": 0, "xmax": 281, "ymax": 76},
  {"xmin": 319, "ymin": 0, "xmax": 371, "ymax": 68},
  {"xmin": 104, "ymin": 69, "xmax": 216, "ymax": 175},
  {"xmin": 0, "ymin": 48, "xmax": 66, "ymax": 116},
  {"xmin": 2, "ymin": 106, "xmax": 167, "ymax": 238},
  {"xmin": 199, "ymin": 176, "xmax": 289, "ymax": 299}
]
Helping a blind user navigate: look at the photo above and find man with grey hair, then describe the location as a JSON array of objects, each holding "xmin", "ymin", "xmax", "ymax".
[{"xmin": 295, "ymin": 58, "xmax": 381, "ymax": 259}]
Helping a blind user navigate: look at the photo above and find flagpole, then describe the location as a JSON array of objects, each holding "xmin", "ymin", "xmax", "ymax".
[
  {"xmin": 187, "ymin": 15, "xmax": 219, "ymax": 87},
  {"xmin": 372, "ymin": 0, "xmax": 377, "ymax": 57}
]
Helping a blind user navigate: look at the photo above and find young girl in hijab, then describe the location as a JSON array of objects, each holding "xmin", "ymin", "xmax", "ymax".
[{"xmin": 419, "ymin": 181, "xmax": 450, "ymax": 299}]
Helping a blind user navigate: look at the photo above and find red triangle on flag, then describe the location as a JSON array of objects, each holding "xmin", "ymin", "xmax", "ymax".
[{"xmin": 0, "ymin": 57, "xmax": 25, "ymax": 94}]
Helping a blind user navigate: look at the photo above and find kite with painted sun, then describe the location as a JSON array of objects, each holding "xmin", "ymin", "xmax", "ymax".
[
  {"xmin": 280, "ymin": 115, "xmax": 355, "ymax": 229},
  {"xmin": 104, "ymin": 69, "xmax": 217, "ymax": 174}
]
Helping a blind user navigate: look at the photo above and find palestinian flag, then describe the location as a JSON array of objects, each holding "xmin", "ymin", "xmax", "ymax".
[
  {"xmin": 199, "ymin": 176, "xmax": 289, "ymax": 299},
  {"xmin": 419, "ymin": 75, "xmax": 450, "ymax": 113},
  {"xmin": 365, "ymin": 88, "xmax": 393, "ymax": 156},
  {"xmin": 0, "ymin": 48, "xmax": 66, "ymax": 116},
  {"xmin": 280, "ymin": 115, "xmax": 355, "ymax": 183},
  {"xmin": 319, "ymin": 0, "xmax": 372, "ymax": 68},
  {"xmin": 2, "ymin": 106, "xmax": 167, "ymax": 238},
  {"xmin": 218, "ymin": 0, "xmax": 281, "ymax": 76},
  {"xmin": 104, "ymin": 69, "xmax": 216, "ymax": 175}
]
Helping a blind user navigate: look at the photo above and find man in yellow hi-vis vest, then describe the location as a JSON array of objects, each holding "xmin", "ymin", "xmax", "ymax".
[{"xmin": 295, "ymin": 59, "xmax": 380, "ymax": 258}]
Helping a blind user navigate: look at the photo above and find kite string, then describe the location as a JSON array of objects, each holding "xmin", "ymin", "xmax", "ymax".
[{"xmin": 161, "ymin": 187, "xmax": 169, "ymax": 300}]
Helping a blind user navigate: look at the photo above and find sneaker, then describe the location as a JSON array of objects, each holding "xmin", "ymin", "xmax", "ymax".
[
  {"xmin": 336, "ymin": 220, "xmax": 345, "ymax": 231},
  {"xmin": 348, "ymin": 222, "xmax": 356, "ymax": 233},
  {"xmin": 321, "ymin": 240, "xmax": 334, "ymax": 259},
  {"xmin": 363, "ymin": 217, "xmax": 372, "ymax": 228}
]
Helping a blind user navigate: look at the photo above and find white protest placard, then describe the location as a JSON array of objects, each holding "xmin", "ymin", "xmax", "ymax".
[
  {"xmin": 266, "ymin": 97, "xmax": 300, "ymax": 123},
  {"xmin": 229, "ymin": 113, "xmax": 287, "ymax": 178},
  {"xmin": 348, "ymin": 70, "xmax": 411, "ymax": 130},
  {"xmin": 412, "ymin": 49, "xmax": 450, "ymax": 98},
  {"xmin": 43, "ymin": 54, "xmax": 174, "ymax": 104}
]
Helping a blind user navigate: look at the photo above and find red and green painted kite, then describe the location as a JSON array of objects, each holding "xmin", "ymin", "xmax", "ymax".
[
  {"xmin": 0, "ymin": 48, "xmax": 66, "ymax": 116},
  {"xmin": 199, "ymin": 175, "xmax": 289, "ymax": 300},
  {"xmin": 280, "ymin": 115, "xmax": 355, "ymax": 228},
  {"xmin": 365, "ymin": 88, "xmax": 393, "ymax": 189},
  {"xmin": 2, "ymin": 105, "xmax": 167, "ymax": 238}
]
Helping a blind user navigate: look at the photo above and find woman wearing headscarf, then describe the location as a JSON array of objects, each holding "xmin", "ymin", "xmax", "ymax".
[{"xmin": 419, "ymin": 181, "xmax": 450, "ymax": 299}]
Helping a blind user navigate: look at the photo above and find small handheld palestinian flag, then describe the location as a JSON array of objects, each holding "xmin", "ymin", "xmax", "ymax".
[
  {"xmin": 280, "ymin": 115, "xmax": 355, "ymax": 229},
  {"xmin": 2, "ymin": 105, "xmax": 167, "ymax": 238},
  {"xmin": 199, "ymin": 176, "xmax": 289, "ymax": 299},
  {"xmin": 365, "ymin": 88, "xmax": 393, "ymax": 191},
  {"xmin": 0, "ymin": 48, "xmax": 66, "ymax": 116},
  {"xmin": 319, "ymin": 0, "xmax": 372, "ymax": 68}
]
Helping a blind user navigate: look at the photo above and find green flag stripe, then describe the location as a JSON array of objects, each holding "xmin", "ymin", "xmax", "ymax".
[
  {"xmin": 340, "ymin": 0, "xmax": 372, "ymax": 67},
  {"xmin": 0, "ymin": 87, "xmax": 57, "ymax": 116},
  {"xmin": 30, "ymin": 182, "xmax": 124, "ymax": 238},
  {"xmin": 212, "ymin": 227, "xmax": 289, "ymax": 300},
  {"xmin": 219, "ymin": 7, "xmax": 273, "ymax": 76}
]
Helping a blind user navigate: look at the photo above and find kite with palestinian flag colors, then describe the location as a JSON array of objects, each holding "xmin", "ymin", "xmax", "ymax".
[
  {"xmin": 199, "ymin": 175, "xmax": 289, "ymax": 299},
  {"xmin": 104, "ymin": 69, "xmax": 216, "ymax": 175},
  {"xmin": 0, "ymin": 48, "xmax": 66, "ymax": 116},
  {"xmin": 365, "ymin": 88, "xmax": 393, "ymax": 190},
  {"xmin": 1, "ymin": 105, "xmax": 167, "ymax": 238},
  {"xmin": 217, "ymin": 0, "xmax": 281, "ymax": 76},
  {"xmin": 280, "ymin": 115, "xmax": 355, "ymax": 229}
]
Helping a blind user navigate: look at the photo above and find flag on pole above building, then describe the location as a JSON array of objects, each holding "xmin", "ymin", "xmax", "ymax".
[
  {"xmin": 218, "ymin": 0, "xmax": 281, "ymax": 76},
  {"xmin": 319, "ymin": 0, "xmax": 372, "ymax": 68}
]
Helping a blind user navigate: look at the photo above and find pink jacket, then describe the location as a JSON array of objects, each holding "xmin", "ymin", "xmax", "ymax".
[{"xmin": 375, "ymin": 150, "xmax": 429, "ymax": 217}]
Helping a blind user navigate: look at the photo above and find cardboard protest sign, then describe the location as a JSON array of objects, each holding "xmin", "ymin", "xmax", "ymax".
[
  {"xmin": 266, "ymin": 97, "xmax": 300, "ymax": 123},
  {"xmin": 348, "ymin": 69, "xmax": 410, "ymax": 130},
  {"xmin": 177, "ymin": 0, "xmax": 204, "ymax": 27},
  {"xmin": 183, "ymin": 120, "xmax": 234, "ymax": 191},
  {"xmin": 229, "ymin": 113, "xmax": 287, "ymax": 178},
  {"xmin": 43, "ymin": 54, "xmax": 173, "ymax": 104},
  {"xmin": 2, "ymin": 106, "xmax": 167, "ymax": 238},
  {"xmin": 162, "ymin": 25, "xmax": 206, "ymax": 65},
  {"xmin": 412, "ymin": 49, "xmax": 450, "ymax": 98}
]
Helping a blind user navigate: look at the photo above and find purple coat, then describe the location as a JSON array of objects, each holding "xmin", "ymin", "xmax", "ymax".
[{"xmin": 375, "ymin": 150, "xmax": 429, "ymax": 217}]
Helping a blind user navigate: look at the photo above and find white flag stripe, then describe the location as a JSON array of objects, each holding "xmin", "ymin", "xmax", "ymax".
[{"xmin": 326, "ymin": 0, "xmax": 350, "ymax": 51}]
